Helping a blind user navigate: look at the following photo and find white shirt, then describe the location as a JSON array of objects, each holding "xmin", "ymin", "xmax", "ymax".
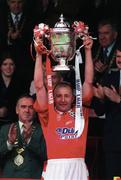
[
  {"xmin": 106, "ymin": 41, "xmax": 116, "ymax": 57},
  {"xmin": 11, "ymin": 12, "xmax": 22, "ymax": 24}
]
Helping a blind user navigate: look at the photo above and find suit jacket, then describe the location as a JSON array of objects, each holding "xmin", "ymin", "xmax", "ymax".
[
  {"xmin": 0, "ymin": 121, "xmax": 47, "ymax": 178},
  {"xmin": 92, "ymin": 70, "xmax": 121, "ymax": 152},
  {"xmin": 93, "ymin": 41, "xmax": 117, "ymax": 85},
  {"xmin": 0, "ymin": 73, "xmax": 28, "ymax": 121}
]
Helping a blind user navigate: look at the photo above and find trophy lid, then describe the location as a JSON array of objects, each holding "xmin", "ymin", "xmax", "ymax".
[{"xmin": 53, "ymin": 14, "xmax": 70, "ymax": 32}]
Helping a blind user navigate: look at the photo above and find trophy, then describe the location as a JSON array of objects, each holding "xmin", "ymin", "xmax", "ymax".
[
  {"xmin": 50, "ymin": 15, "xmax": 76, "ymax": 71},
  {"xmin": 33, "ymin": 14, "xmax": 90, "ymax": 71}
]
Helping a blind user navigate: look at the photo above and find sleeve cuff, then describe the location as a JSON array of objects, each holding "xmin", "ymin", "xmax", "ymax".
[{"xmin": 7, "ymin": 141, "xmax": 13, "ymax": 150}]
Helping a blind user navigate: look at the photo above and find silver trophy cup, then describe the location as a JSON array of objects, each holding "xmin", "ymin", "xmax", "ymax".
[
  {"xmin": 33, "ymin": 14, "xmax": 91, "ymax": 71},
  {"xmin": 50, "ymin": 14, "xmax": 75, "ymax": 71}
]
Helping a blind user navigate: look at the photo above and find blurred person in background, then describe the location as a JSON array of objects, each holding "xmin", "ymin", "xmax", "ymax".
[
  {"xmin": 0, "ymin": 50, "xmax": 27, "ymax": 124},
  {"xmin": 93, "ymin": 18, "xmax": 118, "ymax": 85},
  {"xmin": 92, "ymin": 45, "xmax": 121, "ymax": 179}
]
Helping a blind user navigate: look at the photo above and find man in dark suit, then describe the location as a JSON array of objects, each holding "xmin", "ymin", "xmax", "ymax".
[
  {"xmin": 0, "ymin": 94, "xmax": 47, "ymax": 178},
  {"xmin": 92, "ymin": 45, "xmax": 121, "ymax": 179},
  {"xmin": 93, "ymin": 18, "xmax": 118, "ymax": 85},
  {"xmin": 0, "ymin": 0, "xmax": 36, "ymax": 90}
]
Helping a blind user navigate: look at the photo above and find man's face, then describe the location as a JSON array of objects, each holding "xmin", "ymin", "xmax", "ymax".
[
  {"xmin": 98, "ymin": 24, "xmax": 117, "ymax": 48},
  {"xmin": 116, "ymin": 49, "xmax": 121, "ymax": 69},
  {"xmin": 54, "ymin": 86, "xmax": 74, "ymax": 112},
  {"xmin": 7, "ymin": 0, "xmax": 24, "ymax": 14},
  {"xmin": 16, "ymin": 97, "xmax": 35, "ymax": 123}
]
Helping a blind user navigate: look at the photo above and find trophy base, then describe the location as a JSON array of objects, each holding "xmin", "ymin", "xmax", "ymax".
[{"xmin": 53, "ymin": 65, "xmax": 70, "ymax": 71}]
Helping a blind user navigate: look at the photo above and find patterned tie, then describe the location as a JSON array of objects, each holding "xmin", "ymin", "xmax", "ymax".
[
  {"xmin": 14, "ymin": 14, "xmax": 19, "ymax": 30},
  {"xmin": 103, "ymin": 48, "xmax": 108, "ymax": 63},
  {"xmin": 21, "ymin": 124, "xmax": 28, "ymax": 143}
]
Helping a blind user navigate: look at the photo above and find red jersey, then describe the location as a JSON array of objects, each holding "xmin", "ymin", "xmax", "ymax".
[{"xmin": 34, "ymin": 101, "xmax": 90, "ymax": 159}]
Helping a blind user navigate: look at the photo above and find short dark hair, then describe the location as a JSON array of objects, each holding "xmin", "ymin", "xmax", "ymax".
[
  {"xmin": 0, "ymin": 50, "xmax": 15, "ymax": 66},
  {"xmin": 98, "ymin": 18, "xmax": 118, "ymax": 32},
  {"xmin": 16, "ymin": 93, "xmax": 35, "ymax": 105}
]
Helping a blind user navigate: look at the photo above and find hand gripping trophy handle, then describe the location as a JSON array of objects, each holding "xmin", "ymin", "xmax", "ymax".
[{"xmin": 33, "ymin": 23, "xmax": 50, "ymax": 55}]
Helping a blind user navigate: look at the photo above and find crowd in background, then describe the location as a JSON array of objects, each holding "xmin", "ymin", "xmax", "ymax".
[{"xmin": 0, "ymin": 0, "xmax": 121, "ymax": 179}]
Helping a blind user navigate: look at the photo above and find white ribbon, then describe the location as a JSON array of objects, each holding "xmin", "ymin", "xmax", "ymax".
[{"xmin": 75, "ymin": 49, "xmax": 85, "ymax": 138}]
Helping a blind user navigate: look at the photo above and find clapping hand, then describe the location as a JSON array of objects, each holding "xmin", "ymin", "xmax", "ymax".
[
  {"xmin": 93, "ymin": 83, "xmax": 105, "ymax": 100},
  {"xmin": 8, "ymin": 29, "xmax": 21, "ymax": 40},
  {"xmin": 8, "ymin": 123, "xmax": 17, "ymax": 145},
  {"xmin": 94, "ymin": 60, "xmax": 108, "ymax": 73},
  {"xmin": 103, "ymin": 85, "xmax": 120, "ymax": 103}
]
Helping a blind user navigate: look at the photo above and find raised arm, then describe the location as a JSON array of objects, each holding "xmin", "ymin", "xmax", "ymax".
[
  {"xmin": 34, "ymin": 44, "xmax": 48, "ymax": 111},
  {"xmin": 82, "ymin": 36, "xmax": 94, "ymax": 101}
]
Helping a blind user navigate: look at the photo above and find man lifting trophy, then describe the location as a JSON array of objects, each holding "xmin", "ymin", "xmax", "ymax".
[{"xmin": 33, "ymin": 14, "xmax": 95, "ymax": 180}]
